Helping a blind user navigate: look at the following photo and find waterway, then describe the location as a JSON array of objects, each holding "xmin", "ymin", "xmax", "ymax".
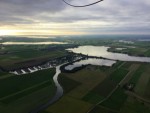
[
  {"xmin": 67, "ymin": 46, "xmax": 150, "ymax": 63},
  {"xmin": 30, "ymin": 65, "xmax": 63, "ymax": 113}
]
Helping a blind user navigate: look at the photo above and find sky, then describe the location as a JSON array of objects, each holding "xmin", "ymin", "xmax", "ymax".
[{"xmin": 0, "ymin": 0, "xmax": 150, "ymax": 35}]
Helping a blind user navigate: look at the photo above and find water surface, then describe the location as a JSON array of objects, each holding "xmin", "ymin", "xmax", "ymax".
[
  {"xmin": 65, "ymin": 58, "xmax": 116, "ymax": 71},
  {"xmin": 115, "ymin": 48, "xmax": 126, "ymax": 50},
  {"xmin": 2, "ymin": 41, "xmax": 67, "ymax": 45},
  {"xmin": 138, "ymin": 39, "xmax": 150, "ymax": 41},
  {"xmin": 67, "ymin": 46, "xmax": 150, "ymax": 63}
]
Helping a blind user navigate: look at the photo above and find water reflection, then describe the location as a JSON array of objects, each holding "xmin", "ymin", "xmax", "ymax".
[
  {"xmin": 67, "ymin": 46, "xmax": 150, "ymax": 63},
  {"xmin": 30, "ymin": 65, "xmax": 63, "ymax": 113},
  {"xmin": 115, "ymin": 48, "xmax": 126, "ymax": 50},
  {"xmin": 2, "ymin": 42, "xmax": 67, "ymax": 45},
  {"xmin": 65, "ymin": 58, "xmax": 116, "ymax": 71}
]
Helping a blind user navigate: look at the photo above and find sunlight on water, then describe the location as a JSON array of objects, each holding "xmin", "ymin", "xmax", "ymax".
[
  {"xmin": 65, "ymin": 58, "xmax": 116, "ymax": 70},
  {"xmin": 2, "ymin": 42, "xmax": 67, "ymax": 45},
  {"xmin": 67, "ymin": 46, "xmax": 150, "ymax": 63}
]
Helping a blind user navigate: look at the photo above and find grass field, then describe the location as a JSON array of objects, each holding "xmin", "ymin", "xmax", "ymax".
[
  {"xmin": 43, "ymin": 61, "xmax": 150, "ymax": 113},
  {"xmin": 128, "ymin": 63, "xmax": 150, "ymax": 100},
  {"xmin": 0, "ymin": 69, "xmax": 55, "ymax": 99},
  {"xmin": 121, "ymin": 62, "xmax": 133, "ymax": 69},
  {"xmin": 41, "ymin": 66, "xmax": 108, "ymax": 113},
  {"xmin": 59, "ymin": 74, "xmax": 81, "ymax": 94},
  {"xmin": 129, "ymin": 64, "xmax": 146, "ymax": 84},
  {"xmin": 101, "ymin": 88, "xmax": 127, "ymax": 111},
  {"xmin": 65, "ymin": 66, "xmax": 108, "ymax": 99},
  {"xmin": 46, "ymin": 95, "xmax": 92, "ymax": 113},
  {"xmin": 0, "ymin": 71, "xmax": 7, "ymax": 77},
  {"xmin": 108, "ymin": 42, "xmax": 150, "ymax": 57},
  {"xmin": 42, "ymin": 62, "xmax": 130, "ymax": 113},
  {"xmin": 0, "ymin": 85, "xmax": 56, "ymax": 113},
  {"xmin": 89, "ymin": 105, "xmax": 117, "ymax": 113},
  {"xmin": 0, "ymin": 68, "xmax": 56, "ymax": 113},
  {"xmin": 119, "ymin": 63, "xmax": 140, "ymax": 87},
  {"xmin": 92, "ymin": 77, "xmax": 117, "ymax": 97},
  {"xmin": 110, "ymin": 68, "xmax": 129, "ymax": 83},
  {"xmin": 1, "ymin": 80, "xmax": 52, "ymax": 104},
  {"xmin": 82, "ymin": 92, "xmax": 104, "ymax": 104},
  {"xmin": 90, "ymin": 65, "xmax": 128, "ymax": 98},
  {"xmin": 0, "ymin": 50, "xmax": 66, "ymax": 69},
  {"xmin": 1, "ymin": 60, "xmax": 148, "ymax": 113},
  {"xmin": 134, "ymin": 64, "xmax": 150, "ymax": 96},
  {"xmin": 145, "ymin": 79, "xmax": 150, "ymax": 99},
  {"xmin": 144, "ymin": 49, "xmax": 150, "ymax": 57},
  {"xmin": 0, "ymin": 44, "xmax": 69, "ymax": 71},
  {"xmin": 120, "ymin": 96, "xmax": 150, "ymax": 113}
]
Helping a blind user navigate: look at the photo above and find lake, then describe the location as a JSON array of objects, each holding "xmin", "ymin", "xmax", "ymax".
[
  {"xmin": 67, "ymin": 46, "xmax": 150, "ymax": 63},
  {"xmin": 1, "ymin": 41, "xmax": 67, "ymax": 45},
  {"xmin": 65, "ymin": 58, "xmax": 116, "ymax": 71},
  {"xmin": 138, "ymin": 39, "xmax": 150, "ymax": 41}
]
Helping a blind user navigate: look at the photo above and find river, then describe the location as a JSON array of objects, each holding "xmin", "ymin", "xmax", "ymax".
[
  {"xmin": 31, "ymin": 45, "xmax": 150, "ymax": 112},
  {"xmin": 30, "ymin": 65, "xmax": 63, "ymax": 113}
]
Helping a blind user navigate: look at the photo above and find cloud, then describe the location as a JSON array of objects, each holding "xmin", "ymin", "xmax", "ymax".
[
  {"xmin": 0, "ymin": 0, "xmax": 66, "ymax": 24},
  {"xmin": 0, "ymin": 0, "xmax": 66, "ymax": 14},
  {"xmin": 0, "ymin": 0, "xmax": 150, "ymax": 34}
]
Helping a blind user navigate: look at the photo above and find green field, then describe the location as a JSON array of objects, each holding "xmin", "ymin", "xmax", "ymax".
[
  {"xmin": 129, "ymin": 64, "xmax": 146, "ymax": 84},
  {"xmin": 0, "ymin": 69, "xmax": 55, "ymax": 98},
  {"xmin": 59, "ymin": 73, "xmax": 81, "ymax": 93},
  {"xmin": 110, "ymin": 68, "xmax": 129, "ymax": 83},
  {"xmin": 101, "ymin": 88, "xmax": 127, "ymax": 110},
  {"xmin": 145, "ymin": 79, "xmax": 150, "ymax": 99},
  {"xmin": 120, "ymin": 96, "xmax": 150, "ymax": 113},
  {"xmin": 42, "ymin": 61, "xmax": 150, "ymax": 113},
  {"xmin": 91, "ymin": 77, "xmax": 117, "ymax": 97},
  {"xmin": 89, "ymin": 106, "xmax": 117, "ymax": 113},
  {"xmin": 0, "ymin": 44, "xmax": 71, "ymax": 70},
  {"xmin": 88, "ymin": 65, "xmax": 128, "ymax": 98},
  {"xmin": 0, "ymin": 68, "xmax": 56, "ymax": 113},
  {"xmin": 0, "ymin": 49, "xmax": 66, "ymax": 69},
  {"xmin": 82, "ymin": 92, "xmax": 104, "ymax": 104}
]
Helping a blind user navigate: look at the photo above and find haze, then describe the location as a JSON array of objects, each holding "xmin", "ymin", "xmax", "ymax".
[{"xmin": 0, "ymin": 0, "xmax": 150, "ymax": 35}]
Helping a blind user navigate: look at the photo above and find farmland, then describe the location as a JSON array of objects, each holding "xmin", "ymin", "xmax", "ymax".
[
  {"xmin": 0, "ymin": 36, "xmax": 150, "ymax": 113},
  {"xmin": 42, "ymin": 61, "xmax": 150, "ymax": 113},
  {"xmin": 0, "ymin": 68, "xmax": 56, "ymax": 113},
  {"xmin": 0, "ymin": 43, "xmax": 77, "ymax": 70}
]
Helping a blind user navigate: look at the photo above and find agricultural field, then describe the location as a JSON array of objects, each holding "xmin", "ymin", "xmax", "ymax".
[
  {"xmin": 0, "ymin": 68, "xmax": 56, "ymax": 113},
  {"xmin": 41, "ymin": 61, "xmax": 150, "ymax": 113},
  {"xmin": 0, "ymin": 36, "xmax": 150, "ymax": 113},
  {"xmin": 0, "ymin": 45, "xmax": 68, "ymax": 70}
]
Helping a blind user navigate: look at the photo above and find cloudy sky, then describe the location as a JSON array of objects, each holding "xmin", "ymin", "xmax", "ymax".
[{"xmin": 0, "ymin": 0, "xmax": 150, "ymax": 35}]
